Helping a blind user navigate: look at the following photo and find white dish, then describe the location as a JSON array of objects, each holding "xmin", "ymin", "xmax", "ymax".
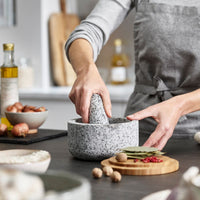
[
  {"xmin": 0, "ymin": 149, "xmax": 51, "ymax": 173},
  {"xmin": 0, "ymin": 169, "xmax": 91, "ymax": 200},
  {"xmin": 40, "ymin": 170, "xmax": 91, "ymax": 200},
  {"xmin": 141, "ymin": 189, "xmax": 171, "ymax": 200}
]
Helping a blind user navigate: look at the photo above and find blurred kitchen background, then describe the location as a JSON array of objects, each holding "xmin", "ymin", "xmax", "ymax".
[{"xmin": 0, "ymin": 0, "xmax": 136, "ymax": 130}]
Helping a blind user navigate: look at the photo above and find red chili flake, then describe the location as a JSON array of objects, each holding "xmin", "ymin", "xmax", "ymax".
[
  {"xmin": 134, "ymin": 159, "xmax": 139, "ymax": 162},
  {"xmin": 140, "ymin": 156, "xmax": 163, "ymax": 163}
]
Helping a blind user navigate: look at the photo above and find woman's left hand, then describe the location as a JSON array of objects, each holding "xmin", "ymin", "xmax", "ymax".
[{"xmin": 127, "ymin": 96, "xmax": 183, "ymax": 150}]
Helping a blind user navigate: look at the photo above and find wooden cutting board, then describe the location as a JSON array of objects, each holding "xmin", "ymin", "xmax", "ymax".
[
  {"xmin": 101, "ymin": 156, "xmax": 179, "ymax": 175},
  {"xmin": 49, "ymin": 0, "xmax": 80, "ymax": 86}
]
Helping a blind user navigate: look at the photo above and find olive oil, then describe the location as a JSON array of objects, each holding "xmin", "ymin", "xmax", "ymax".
[
  {"xmin": 1, "ymin": 43, "xmax": 19, "ymax": 126},
  {"xmin": 110, "ymin": 39, "xmax": 129, "ymax": 85}
]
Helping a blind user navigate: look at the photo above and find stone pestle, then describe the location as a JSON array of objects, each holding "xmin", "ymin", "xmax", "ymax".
[{"xmin": 89, "ymin": 94, "xmax": 109, "ymax": 125}]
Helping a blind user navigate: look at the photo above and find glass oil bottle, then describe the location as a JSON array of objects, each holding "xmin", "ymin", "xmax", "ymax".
[
  {"xmin": 1, "ymin": 43, "xmax": 18, "ymax": 126},
  {"xmin": 110, "ymin": 39, "xmax": 129, "ymax": 85}
]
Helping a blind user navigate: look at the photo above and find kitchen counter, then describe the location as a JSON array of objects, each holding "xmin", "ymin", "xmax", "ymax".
[
  {"xmin": 0, "ymin": 130, "xmax": 200, "ymax": 200},
  {"xmin": 19, "ymin": 84, "xmax": 134, "ymax": 102}
]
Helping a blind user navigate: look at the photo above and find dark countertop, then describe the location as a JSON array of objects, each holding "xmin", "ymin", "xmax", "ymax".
[{"xmin": 0, "ymin": 130, "xmax": 200, "ymax": 200}]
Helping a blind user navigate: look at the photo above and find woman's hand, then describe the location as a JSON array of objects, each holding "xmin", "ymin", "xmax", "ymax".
[
  {"xmin": 68, "ymin": 39, "xmax": 112, "ymax": 123},
  {"xmin": 127, "ymin": 96, "xmax": 184, "ymax": 150},
  {"xmin": 69, "ymin": 64, "xmax": 111, "ymax": 123}
]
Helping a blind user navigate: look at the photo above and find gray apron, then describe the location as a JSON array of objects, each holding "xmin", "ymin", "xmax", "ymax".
[{"xmin": 125, "ymin": 0, "xmax": 200, "ymax": 138}]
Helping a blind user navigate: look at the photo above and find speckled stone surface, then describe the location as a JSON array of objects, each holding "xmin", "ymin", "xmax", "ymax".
[
  {"xmin": 89, "ymin": 94, "xmax": 109, "ymax": 125},
  {"xmin": 67, "ymin": 118, "xmax": 139, "ymax": 161}
]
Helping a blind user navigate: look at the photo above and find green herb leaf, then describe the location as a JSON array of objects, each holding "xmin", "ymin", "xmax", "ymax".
[
  {"xmin": 120, "ymin": 146, "xmax": 165, "ymax": 159},
  {"xmin": 121, "ymin": 146, "xmax": 159, "ymax": 153}
]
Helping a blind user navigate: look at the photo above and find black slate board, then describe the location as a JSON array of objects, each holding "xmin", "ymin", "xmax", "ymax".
[{"xmin": 0, "ymin": 129, "xmax": 67, "ymax": 144}]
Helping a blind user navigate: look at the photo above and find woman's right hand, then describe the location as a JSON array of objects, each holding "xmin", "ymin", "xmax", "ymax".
[
  {"xmin": 67, "ymin": 39, "xmax": 111, "ymax": 122},
  {"xmin": 69, "ymin": 63, "xmax": 112, "ymax": 123}
]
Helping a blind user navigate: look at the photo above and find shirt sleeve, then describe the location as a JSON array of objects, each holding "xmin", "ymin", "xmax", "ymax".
[{"xmin": 65, "ymin": 0, "xmax": 134, "ymax": 62}]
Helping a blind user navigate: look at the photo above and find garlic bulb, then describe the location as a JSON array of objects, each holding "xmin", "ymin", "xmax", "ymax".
[{"xmin": 194, "ymin": 132, "xmax": 200, "ymax": 143}]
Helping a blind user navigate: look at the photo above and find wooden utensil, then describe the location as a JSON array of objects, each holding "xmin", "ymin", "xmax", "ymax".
[
  {"xmin": 101, "ymin": 156, "xmax": 179, "ymax": 175},
  {"xmin": 49, "ymin": 0, "xmax": 80, "ymax": 86}
]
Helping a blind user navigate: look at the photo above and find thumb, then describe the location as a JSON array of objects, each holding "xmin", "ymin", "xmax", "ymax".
[{"xmin": 127, "ymin": 108, "xmax": 153, "ymax": 120}]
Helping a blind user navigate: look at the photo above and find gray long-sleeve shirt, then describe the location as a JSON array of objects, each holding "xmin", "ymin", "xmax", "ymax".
[
  {"xmin": 65, "ymin": 0, "xmax": 133, "ymax": 61},
  {"xmin": 65, "ymin": 0, "xmax": 200, "ymax": 62}
]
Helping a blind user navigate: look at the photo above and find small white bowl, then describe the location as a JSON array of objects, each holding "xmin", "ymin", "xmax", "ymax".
[
  {"xmin": 5, "ymin": 111, "xmax": 48, "ymax": 134},
  {"xmin": 40, "ymin": 170, "xmax": 91, "ymax": 200},
  {"xmin": 0, "ymin": 168, "xmax": 91, "ymax": 200},
  {"xmin": 0, "ymin": 149, "xmax": 51, "ymax": 173}
]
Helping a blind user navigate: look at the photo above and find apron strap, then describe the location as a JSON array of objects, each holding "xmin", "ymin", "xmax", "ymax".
[
  {"xmin": 134, "ymin": 76, "xmax": 196, "ymax": 122},
  {"xmin": 132, "ymin": 0, "xmax": 139, "ymax": 10},
  {"xmin": 133, "ymin": 0, "xmax": 150, "ymax": 11}
]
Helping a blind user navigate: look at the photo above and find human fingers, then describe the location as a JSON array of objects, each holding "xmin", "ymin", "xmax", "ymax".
[
  {"xmin": 79, "ymin": 91, "xmax": 93, "ymax": 123},
  {"xmin": 73, "ymin": 88, "xmax": 82, "ymax": 116},
  {"xmin": 69, "ymin": 87, "xmax": 76, "ymax": 104},
  {"xmin": 126, "ymin": 107, "xmax": 154, "ymax": 121},
  {"xmin": 154, "ymin": 132, "xmax": 172, "ymax": 150},
  {"xmin": 100, "ymin": 90, "xmax": 112, "ymax": 118},
  {"xmin": 143, "ymin": 123, "xmax": 173, "ymax": 149}
]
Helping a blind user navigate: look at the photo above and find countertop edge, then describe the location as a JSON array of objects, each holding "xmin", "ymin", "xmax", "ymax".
[{"xmin": 19, "ymin": 84, "xmax": 134, "ymax": 102}]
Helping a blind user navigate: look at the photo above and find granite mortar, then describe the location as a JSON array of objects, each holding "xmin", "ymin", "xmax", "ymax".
[{"xmin": 67, "ymin": 94, "xmax": 139, "ymax": 160}]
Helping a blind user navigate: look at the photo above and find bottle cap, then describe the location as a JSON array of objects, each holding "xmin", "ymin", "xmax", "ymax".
[
  {"xmin": 3, "ymin": 43, "xmax": 14, "ymax": 51},
  {"xmin": 114, "ymin": 39, "xmax": 122, "ymax": 46}
]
